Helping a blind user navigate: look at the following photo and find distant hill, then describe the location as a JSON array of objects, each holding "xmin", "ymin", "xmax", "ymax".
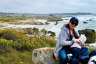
[{"xmin": 0, "ymin": 12, "xmax": 94, "ymax": 17}]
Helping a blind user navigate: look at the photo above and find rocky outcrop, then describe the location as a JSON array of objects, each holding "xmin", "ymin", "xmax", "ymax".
[
  {"xmin": 78, "ymin": 29, "xmax": 96, "ymax": 43},
  {"xmin": 32, "ymin": 47, "xmax": 55, "ymax": 64}
]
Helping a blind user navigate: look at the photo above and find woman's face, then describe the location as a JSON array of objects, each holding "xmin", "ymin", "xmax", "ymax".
[{"xmin": 69, "ymin": 22, "xmax": 77, "ymax": 30}]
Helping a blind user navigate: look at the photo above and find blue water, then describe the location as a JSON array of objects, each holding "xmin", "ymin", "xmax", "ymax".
[
  {"xmin": 74, "ymin": 15, "xmax": 96, "ymax": 31},
  {"xmin": 47, "ymin": 15, "xmax": 96, "ymax": 37}
]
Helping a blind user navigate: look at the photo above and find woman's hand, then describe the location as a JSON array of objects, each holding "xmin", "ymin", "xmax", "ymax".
[
  {"xmin": 73, "ymin": 38, "xmax": 81, "ymax": 45},
  {"xmin": 75, "ymin": 39, "xmax": 81, "ymax": 44}
]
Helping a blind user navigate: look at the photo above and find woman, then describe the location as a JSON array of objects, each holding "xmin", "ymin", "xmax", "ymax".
[{"xmin": 54, "ymin": 17, "xmax": 89, "ymax": 64}]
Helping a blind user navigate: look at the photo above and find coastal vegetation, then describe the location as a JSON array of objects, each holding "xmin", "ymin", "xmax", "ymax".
[{"xmin": 0, "ymin": 28, "xmax": 56, "ymax": 64}]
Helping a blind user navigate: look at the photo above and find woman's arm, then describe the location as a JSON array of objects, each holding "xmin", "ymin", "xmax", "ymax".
[{"xmin": 58, "ymin": 30, "xmax": 73, "ymax": 46}]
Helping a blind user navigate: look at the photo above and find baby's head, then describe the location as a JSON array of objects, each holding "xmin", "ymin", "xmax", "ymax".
[{"xmin": 79, "ymin": 34, "xmax": 87, "ymax": 44}]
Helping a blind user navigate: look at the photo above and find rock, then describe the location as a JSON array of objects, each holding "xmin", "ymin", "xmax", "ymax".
[
  {"xmin": 78, "ymin": 29, "xmax": 96, "ymax": 43},
  {"xmin": 83, "ymin": 21, "xmax": 88, "ymax": 24},
  {"xmin": 32, "ymin": 47, "xmax": 55, "ymax": 64},
  {"xmin": 88, "ymin": 42, "xmax": 96, "ymax": 49}
]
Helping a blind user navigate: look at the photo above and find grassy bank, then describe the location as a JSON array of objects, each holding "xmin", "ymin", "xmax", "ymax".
[
  {"xmin": 0, "ymin": 47, "xmax": 32, "ymax": 64},
  {"xmin": 0, "ymin": 16, "xmax": 30, "ymax": 23},
  {"xmin": 0, "ymin": 29, "xmax": 56, "ymax": 64}
]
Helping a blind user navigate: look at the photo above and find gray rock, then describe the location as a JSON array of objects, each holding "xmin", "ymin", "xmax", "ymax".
[{"xmin": 32, "ymin": 47, "xmax": 55, "ymax": 64}]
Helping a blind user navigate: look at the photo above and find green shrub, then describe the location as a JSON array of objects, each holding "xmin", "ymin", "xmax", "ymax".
[{"xmin": 0, "ymin": 29, "xmax": 56, "ymax": 50}]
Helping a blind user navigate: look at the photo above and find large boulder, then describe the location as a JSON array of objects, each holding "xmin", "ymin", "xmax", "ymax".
[
  {"xmin": 78, "ymin": 29, "xmax": 96, "ymax": 43},
  {"xmin": 32, "ymin": 47, "xmax": 55, "ymax": 64}
]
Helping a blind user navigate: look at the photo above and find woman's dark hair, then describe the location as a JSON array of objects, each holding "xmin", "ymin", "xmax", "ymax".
[
  {"xmin": 70, "ymin": 17, "xmax": 79, "ymax": 26},
  {"xmin": 66, "ymin": 24, "xmax": 79, "ymax": 39}
]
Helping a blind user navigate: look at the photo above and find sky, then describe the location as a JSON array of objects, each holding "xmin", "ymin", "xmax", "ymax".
[{"xmin": 0, "ymin": 0, "xmax": 96, "ymax": 14}]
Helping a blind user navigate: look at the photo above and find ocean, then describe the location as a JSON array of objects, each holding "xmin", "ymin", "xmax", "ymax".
[{"xmin": 76, "ymin": 15, "xmax": 96, "ymax": 31}]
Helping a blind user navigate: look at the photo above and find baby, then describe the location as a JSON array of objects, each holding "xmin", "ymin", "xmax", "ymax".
[{"xmin": 71, "ymin": 34, "xmax": 87, "ymax": 49}]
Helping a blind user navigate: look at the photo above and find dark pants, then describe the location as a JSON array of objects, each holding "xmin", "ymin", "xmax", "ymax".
[
  {"xmin": 58, "ymin": 46, "xmax": 70, "ymax": 64},
  {"xmin": 79, "ymin": 47, "xmax": 89, "ymax": 64},
  {"xmin": 70, "ymin": 47, "xmax": 80, "ymax": 64},
  {"xmin": 58, "ymin": 47, "xmax": 89, "ymax": 64}
]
